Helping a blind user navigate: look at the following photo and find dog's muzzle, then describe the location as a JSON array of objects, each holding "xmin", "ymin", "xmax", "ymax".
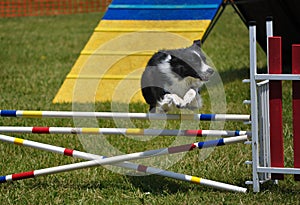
[{"xmin": 199, "ymin": 67, "xmax": 214, "ymax": 81}]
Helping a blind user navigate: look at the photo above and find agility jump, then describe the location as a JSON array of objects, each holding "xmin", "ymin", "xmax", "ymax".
[
  {"xmin": 3, "ymin": 16, "xmax": 300, "ymax": 193},
  {"xmin": 246, "ymin": 18, "xmax": 300, "ymax": 192}
]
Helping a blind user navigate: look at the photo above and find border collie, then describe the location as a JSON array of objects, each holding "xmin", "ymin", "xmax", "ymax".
[{"xmin": 141, "ymin": 40, "xmax": 214, "ymax": 113}]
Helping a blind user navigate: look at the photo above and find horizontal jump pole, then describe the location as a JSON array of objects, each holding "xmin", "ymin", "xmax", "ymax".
[
  {"xmin": 0, "ymin": 126, "xmax": 251, "ymax": 137},
  {"xmin": 0, "ymin": 110, "xmax": 250, "ymax": 121},
  {"xmin": 0, "ymin": 134, "xmax": 247, "ymax": 193}
]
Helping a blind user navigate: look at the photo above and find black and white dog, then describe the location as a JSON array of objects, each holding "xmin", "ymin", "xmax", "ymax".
[{"xmin": 141, "ymin": 40, "xmax": 214, "ymax": 113}]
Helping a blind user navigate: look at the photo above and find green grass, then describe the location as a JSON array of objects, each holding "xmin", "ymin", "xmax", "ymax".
[{"xmin": 0, "ymin": 6, "xmax": 300, "ymax": 204}]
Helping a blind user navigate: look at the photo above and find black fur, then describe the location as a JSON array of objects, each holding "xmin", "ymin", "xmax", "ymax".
[{"xmin": 141, "ymin": 40, "xmax": 214, "ymax": 113}]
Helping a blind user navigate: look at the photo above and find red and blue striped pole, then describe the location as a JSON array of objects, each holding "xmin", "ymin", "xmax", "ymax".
[
  {"xmin": 0, "ymin": 134, "xmax": 248, "ymax": 192},
  {"xmin": 0, "ymin": 126, "xmax": 251, "ymax": 137}
]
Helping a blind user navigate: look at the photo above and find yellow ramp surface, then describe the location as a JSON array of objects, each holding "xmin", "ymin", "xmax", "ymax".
[{"xmin": 53, "ymin": 20, "xmax": 211, "ymax": 104}]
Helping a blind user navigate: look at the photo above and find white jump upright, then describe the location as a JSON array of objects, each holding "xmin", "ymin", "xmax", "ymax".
[{"xmin": 245, "ymin": 18, "xmax": 300, "ymax": 192}]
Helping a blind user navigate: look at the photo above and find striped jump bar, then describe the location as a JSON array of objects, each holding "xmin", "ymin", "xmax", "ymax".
[
  {"xmin": 0, "ymin": 134, "xmax": 247, "ymax": 192},
  {"xmin": 0, "ymin": 134, "xmax": 248, "ymax": 192},
  {"xmin": 0, "ymin": 110, "xmax": 250, "ymax": 121},
  {"xmin": 0, "ymin": 126, "xmax": 251, "ymax": 137}
]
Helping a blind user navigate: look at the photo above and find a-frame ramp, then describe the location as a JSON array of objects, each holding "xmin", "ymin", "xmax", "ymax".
[{"xmin": 53, "ymin": 0, "xmax": 224, "ymax": 104}]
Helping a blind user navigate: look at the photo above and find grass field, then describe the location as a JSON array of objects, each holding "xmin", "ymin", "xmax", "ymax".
[{"xmin": 1, "ymin": 6, "xmax": 300, "ymax": 204}]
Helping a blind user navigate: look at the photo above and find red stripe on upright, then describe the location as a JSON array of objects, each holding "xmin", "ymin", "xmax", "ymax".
[
  {"xmin": 12, "ymin": 171, "xmax": 35, "ymax": 181},
  {"xmin": 64, "ymin": 148, "xmax": 74, "ymax": 156},
  {"xmin": 32, "ymin": 127, "xmax": 50, "ymax": 134},
  {"xmin": 292, "ymin": 44, "xmax": 300, "ymax": 181},
  {"xmin": 269, "ymin": 37, "xmax": 284, "ymax": 180}
]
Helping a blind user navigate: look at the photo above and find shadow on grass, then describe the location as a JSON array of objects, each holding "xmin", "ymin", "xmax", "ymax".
[
  {"xmin": 219, "ymin": 67, "xmax": 249, "ymax": 85},
  {"xmin": 125, "ymin": 174, "xmax": 218, "ymax": 195},
  {"xmin": 27, "ymin": 174, "xmax": 217, "ymax": 195},
  {"xmin": 218, "ymin": 65, "xmax": 295, "ymax": 85},
  {"xmin": 127, "ymin": 175, "xmax": 190, "ymax": 194},
  {"xmin": 217, "ymin": 66, "xmax": 267, "ymax": 85}
]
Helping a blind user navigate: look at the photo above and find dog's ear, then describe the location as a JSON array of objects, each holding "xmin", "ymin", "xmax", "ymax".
[
  {"xmin": 158, "ymin": 52, "xmax": 171, "ymax": 63},
  {"xmin": 163, "ymin": 53, "xmax": 172, "ymax": 63},
  {"xmin": 193, "ymin": 40, "xmax": 202, "ymax": 47},
  {"xmin": 147, "ymin": 51, "xmax": 171, "ymax": 66}
]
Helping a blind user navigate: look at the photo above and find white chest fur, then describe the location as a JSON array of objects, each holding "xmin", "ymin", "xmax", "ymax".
[
  {"xmin": 157, "ymin": 61, "xmax": 203, "ymax": 111},
  {"xmin": 158, "ymin": 61, "xmax": 202, "ymax": 97}
]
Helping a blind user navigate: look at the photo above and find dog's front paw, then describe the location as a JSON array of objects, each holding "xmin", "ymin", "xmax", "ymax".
[
  {"xmin": 166, "ymin": 94, "xmax": 187, "ymax": 108},
  {"xmin": 158, "ymin": 94, "xmax": 174, "ymax": 112},
  {"xmin": 183, "ymin": 89, "xmax": 197, "ymax": 104},
  {"xmin": 172, "ymin": 89, "xmax": 197, "ymax": 109}
]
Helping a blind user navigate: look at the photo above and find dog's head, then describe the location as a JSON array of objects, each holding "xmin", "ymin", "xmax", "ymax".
[{"xmin": 157, "ymin": 40, "xmax": 214, "ymax": 82}]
